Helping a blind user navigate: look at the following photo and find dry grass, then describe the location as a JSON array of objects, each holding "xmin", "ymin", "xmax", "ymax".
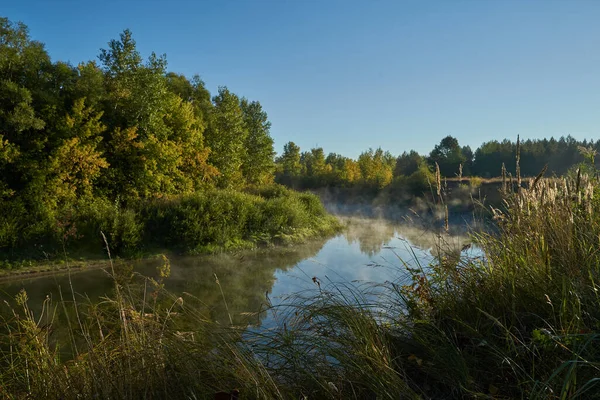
[{"xmin": 2, "ymin": 165, "xmax": 600, "ymax": 398}]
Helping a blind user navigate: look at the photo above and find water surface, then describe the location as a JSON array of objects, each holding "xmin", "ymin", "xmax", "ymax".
[{"xmin": 0, "ymin": 218, "xmax": 476, "ymax": 327}]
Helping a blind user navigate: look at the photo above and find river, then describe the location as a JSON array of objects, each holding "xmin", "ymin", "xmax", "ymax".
[{"xmin": 0, "ymin": 217, "xmax": 478, "ymax": 328}]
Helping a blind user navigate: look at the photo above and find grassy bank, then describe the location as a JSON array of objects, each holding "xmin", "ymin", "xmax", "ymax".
[
  {"xmin": 0, "ymin": 185, "xmax": 341, "ymax": 268},
  {"xmin": 2, "ymin": 172, "xmax": 600, "ymax": 399}
]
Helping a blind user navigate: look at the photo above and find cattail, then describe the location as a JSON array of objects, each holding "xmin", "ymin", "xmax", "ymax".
[
  {"xmin": 516, "ymin": 135, "xmax": 521, "ymax": 191},
  {"xmin": 501, "ymin": 163, "xmax": 507, "ymax": 195},
  {"xmin": 435, "ymin": 163, "xmax": 441, "ymax": 197}
]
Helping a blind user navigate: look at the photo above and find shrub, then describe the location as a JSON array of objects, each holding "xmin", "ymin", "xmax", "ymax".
[
  {"xmin": 245, "ymin": 183, "xmax": 292, "ymax": 199},
  {"xmin": 405, "ymin": 162, "xmax": 435, "ymax": 194}
]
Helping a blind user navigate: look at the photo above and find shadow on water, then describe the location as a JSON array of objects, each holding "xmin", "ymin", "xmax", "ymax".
[
  {"xmin": 0, "ymin": 216, "xmax": 480, "ymax": 336},
  {"xmin": 0, "ymin": 239, "xmax": 329, "ymax": 327}
]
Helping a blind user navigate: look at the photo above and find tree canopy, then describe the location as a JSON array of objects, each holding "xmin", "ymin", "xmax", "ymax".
[{"xmin": 0, "ymin": 17, "xmax": 277, "ymax": 250}]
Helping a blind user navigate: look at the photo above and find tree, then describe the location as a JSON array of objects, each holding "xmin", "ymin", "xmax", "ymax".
[
  {"xmin": 394, "ymin": 151, "xmax": 423, "ymax": 178},
  {"xmin": 0, "ymin": 17, "xmax": 50, "ymax": 203},
  {"xmin": 277, "ymin": 141, "xmax": 302, "ymax": 178},
  {"xmin": 240, "ymin": 99, "xmax": 275, "ymax": 185},
  {"xmin": 98, "ymin": 30, "xmax": 216, "ymax": 198},
  {"xmin": 358, "ymin": 148, "xmax": 394, "ymax": 188},
  {"xmin": 48, "ymin": 98, "xmax": 108, "ymax": 202},
  {"xmin": 204, "ymin": 87, "xmax": 248, "ymax": 188},
  {"xmin": 428, "ymin": 136, "xmax": 466, "ymax": 177},
  {"xmin": 461, "ymin": 145, "xmax": 473, "ymax": 176}
]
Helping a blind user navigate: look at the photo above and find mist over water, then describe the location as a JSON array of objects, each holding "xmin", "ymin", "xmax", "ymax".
[{"xmin": 0, "ymin": 216, "xmax": 478, "ymax": 328}]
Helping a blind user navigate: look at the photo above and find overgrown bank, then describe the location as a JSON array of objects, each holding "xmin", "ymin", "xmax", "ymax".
[
  {"xmin": 0, "ymin": 18, "xmax": 341, "ymax": 269},
  {"xmin": 3, "ymin": 172, "xmax": 600, "ymax": 398},
  {"xmin": 0, "ymin": 185, "xmax": 340, "ymax": 266}
]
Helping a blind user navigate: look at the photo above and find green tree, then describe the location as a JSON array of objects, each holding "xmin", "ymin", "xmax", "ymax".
[
  {"xmin": 0, "ymin": 18, "xmax": 50, "ymax": 202},
  {"xmin": 240, "ymin": 99, "xmax": 275, "ymax": 185},
  {"xmin": 428, "ymin": 136, "xmax": 466, "ymax": 177},
  {"xmin": 277, "ymin": 141, "xmax": 302, "ymax": 178},
  {"xmin": 48, "ymin": 98, "xmax": 108, "ymax": 202},
  {"xmin": 358, "ymin": 148, "xmax": 394, "ymax": 188},
  {"xmin": 204, "ymin": 87, "xmax": 248, "ymax": 188},
  {"xmin": 394, "ymin": 150, "xmax": 423, "ymax": 178},
  {"xmin": 98, "ymin": 29, "xmax": 215, "ymax": 198}
]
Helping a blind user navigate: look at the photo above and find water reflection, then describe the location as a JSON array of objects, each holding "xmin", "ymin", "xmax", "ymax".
[
  {"xmin": 0, "ymin": 217, "xmax": 477, "ymax": 330},
  {"xmin": 0, "ymin": 240, "xmax": 328, "ymax": 327},
  {"xmin": 341, "ymin": 216, "xmax": 473, "ymax": 258}
]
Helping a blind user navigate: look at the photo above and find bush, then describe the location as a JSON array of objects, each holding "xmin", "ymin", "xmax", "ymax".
[
  {"xmin": 245, "ymin": 183, "xmax": 292, "ymax": 199},
  {"xmin": 405, "ymin": 162, "xmax": 434, "ymax": 194},
  {"xmin": 141, "ymin": 190, "xmax": 259, "ymax": 252},
  {"xmin": 468, "ymin": 176, "xmax": 483, "ymax": 188},
  {"xmin": 71, "ymin": 197, "xmax": 143, "ymax": 256},
  {"xmin": 0, "ymin": 186, "xmax": 340, "ymax": 262}
]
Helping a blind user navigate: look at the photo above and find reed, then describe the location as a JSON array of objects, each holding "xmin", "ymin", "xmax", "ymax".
[{"xmin": 2, "ymin": 165, "xmax": 600, "ymax": 398}]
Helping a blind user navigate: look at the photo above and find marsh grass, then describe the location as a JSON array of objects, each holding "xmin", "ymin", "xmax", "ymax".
[
  {"xmin": 242, "ymin": 168, "xmax": 600, "ymax": 398},
  {"xmin": 3, "ymin": 165, "xmax": 600, "ymax": 398},
  {"xmin": 0, "ymin": 249, "xmax": 292, "ymax": 399}
]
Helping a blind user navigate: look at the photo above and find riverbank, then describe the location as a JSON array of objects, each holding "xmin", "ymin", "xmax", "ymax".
[
  {"xmin": 0, "ymin": 185, "xmax": 341, "ymax": 273},
  {"xmin": 1, "ymin": 173, "xmax": 597, "ymax": 399}
]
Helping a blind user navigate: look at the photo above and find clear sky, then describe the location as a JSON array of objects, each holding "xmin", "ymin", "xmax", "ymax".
[{"xmin": 4, "ymin": 0, "xmax": 600, "ymax": 158}]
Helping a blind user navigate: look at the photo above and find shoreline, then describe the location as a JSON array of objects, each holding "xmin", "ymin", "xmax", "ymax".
[
  {"xmin": 0, "ymin": 259, "xmax": 114, "ymax": 283},
  {"xmin": 0, "ymin": 231, "xmax": 339, "ymax": 283}
]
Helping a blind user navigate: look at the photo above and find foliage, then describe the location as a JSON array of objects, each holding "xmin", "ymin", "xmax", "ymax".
[
  {"xmin": 204, "ymin": 87, "xmax": 248, "ymax": 188},
  {"xmin": 0, "ymin": 187, "xmax": 339, "ymax": 262},
  {"xmin": 241, "ymin": 99, "xmax": 276, "ymax": 185},
  {"xmin": 0, "ymin": 17, "xmax": 300, "ymax": 261},
  {"xmin": 6, "ymin": 173, "xmax": 600, "ymax": 399},
  {"xmin": 276, "ymin": 141, "xmax": 302, "ymax": 183},
  {"xmin": 428, "ymin": 135, "xmax": 467, "ymax": 178},
  {"xmin": 394, "ymin": 150, "xmax": 422, "ymax": 177}
]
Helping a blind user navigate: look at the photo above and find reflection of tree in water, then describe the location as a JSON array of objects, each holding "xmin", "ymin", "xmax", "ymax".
[
  {"xmin": 395, "ymin": 225, "xmax": 472, "ymax": 256},
  {"xmin": 156, "ymin": 241, "xmax": 327, "ymax": 326},
  {"xmin": 0, "ymin": 239, "xmax": 328, "ymax": 333},
  {"xmin": 343, "ymin": 218, "xmax": 396, "ymax": 256},
  {"xmin": 341, "ymin": 216, "xmax": 473, "ymax": 258}
]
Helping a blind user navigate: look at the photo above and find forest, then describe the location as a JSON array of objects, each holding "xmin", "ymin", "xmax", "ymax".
[{"xmin": 0, "ymin": 18, "xmax": 337, "ymax": 261}]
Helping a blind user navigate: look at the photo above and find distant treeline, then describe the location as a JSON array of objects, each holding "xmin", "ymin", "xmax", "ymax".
[{"xmin": 275, "ymin": 135, "xmax": 599, "ymax": 191}]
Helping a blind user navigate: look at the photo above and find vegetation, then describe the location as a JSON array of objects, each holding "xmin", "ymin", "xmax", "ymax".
[
  {"xmin": 0, "ymin": 17, "xmax": 338, "ymax": 263},
  {"xmin": 4, "ymin": 15, "xmax": 600, "ymax": 398},
  {"xmin": 275, "ymin": 136, "xmax": 600, "ymax": 194},
  {"xmin": 2, "ymin": 157, "xmax": 600, "ymax": 398}
]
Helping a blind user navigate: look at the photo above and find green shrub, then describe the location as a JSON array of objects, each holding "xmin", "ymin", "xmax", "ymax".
[
  {"xmin": 0, "ymin": 186, "xmax": 339, "ymax": 261},
  {"xmin": 245, "ymin": 183, "xmax": 292, "ymax": 199},
  {"xmin": 468, "ymin": 176, "xmax": 483, "ymax": 188},
  {"xmin": 406, "ymin": 162, "xmax": 434, "ymax": 194},
  {"xmin": 72, "ymin": 197, "xmax": 143, "ymax": 255},
  {"xmin": 295, "ymin": 192, "xmax": 327, "ymax": 218}
]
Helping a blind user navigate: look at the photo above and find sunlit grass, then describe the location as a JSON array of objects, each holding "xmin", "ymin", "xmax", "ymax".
[{"xmin": 3, "ymin": 170, "xmax": 600, "ymax": 398}]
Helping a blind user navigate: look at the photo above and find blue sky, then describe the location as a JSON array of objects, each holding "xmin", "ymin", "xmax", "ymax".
[{"xmin": 4, "ymin": 0, "xmax": 600, "ymax": 158}]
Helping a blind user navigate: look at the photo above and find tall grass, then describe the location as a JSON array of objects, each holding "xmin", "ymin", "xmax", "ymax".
[
  {"xmin": 3, "ymin": 170, "xmax": 600, "ymax": 398},
  {"xmin": 239, "ymin": 169, "xmax": 600, "ymax": 398}
]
